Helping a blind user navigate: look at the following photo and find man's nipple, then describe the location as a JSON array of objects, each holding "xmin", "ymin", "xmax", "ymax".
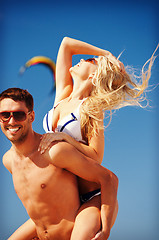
[{"xmin": 41, "ymin": 183, "xmax": 46, "ymax": 189}]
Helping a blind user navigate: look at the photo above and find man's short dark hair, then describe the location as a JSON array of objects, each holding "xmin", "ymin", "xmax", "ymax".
[{"xmin": 0, "ymin": 88, "xmax": 34, "ymax": 112}]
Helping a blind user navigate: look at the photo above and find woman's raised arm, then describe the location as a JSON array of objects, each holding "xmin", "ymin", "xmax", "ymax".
[{"xmin": 55, "ymin": 37, "xmax": 111, "ymax": 104}]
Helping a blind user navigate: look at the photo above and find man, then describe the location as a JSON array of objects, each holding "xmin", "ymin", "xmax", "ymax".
[{"xmin": 0, "ymin": 88, "xmax": 118, "ymax": 240}]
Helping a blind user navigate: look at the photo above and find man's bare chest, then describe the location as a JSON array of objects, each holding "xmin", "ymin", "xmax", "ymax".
[
  {"xmin": 11, "ymin": 153, "xmax": 62, "ymax": 201},
  {"xmin": 11, "ymin": 151, "xmax": 79, "ymax": 222}
]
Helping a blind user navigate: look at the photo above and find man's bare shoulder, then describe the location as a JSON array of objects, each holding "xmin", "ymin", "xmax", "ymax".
[{"xmin": 2, "ymin": 148, "xmax": 13, "ymax": 174}]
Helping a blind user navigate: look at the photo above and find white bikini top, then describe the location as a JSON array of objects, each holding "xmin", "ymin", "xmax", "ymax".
[{"xmin": 43, "ymin": 99, "xmax": 87, "ymax": 143}]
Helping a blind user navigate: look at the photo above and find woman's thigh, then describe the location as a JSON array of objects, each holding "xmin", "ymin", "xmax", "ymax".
[{"xmin": 71, "ymin": 195, "xmax": 101, "ymax": 240}]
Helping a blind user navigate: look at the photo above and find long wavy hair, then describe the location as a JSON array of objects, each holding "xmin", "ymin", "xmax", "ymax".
[{"xmin": 81, "ymin": 45, "xmax": 158, "ymax": 142}]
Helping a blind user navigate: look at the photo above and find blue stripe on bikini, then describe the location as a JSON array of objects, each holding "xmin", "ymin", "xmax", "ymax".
[
  {"xmin": 46, "ymin": 112, "xmax": 50, "ymax": 132},
  {"xmin": 60, "ymin": 113, "xmax": 77, "ymax": 132}
]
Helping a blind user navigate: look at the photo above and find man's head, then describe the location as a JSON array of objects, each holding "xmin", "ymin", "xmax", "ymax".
[{"xmin": 0, "ymin": 88, "xmax": 35, "ymax": 144}]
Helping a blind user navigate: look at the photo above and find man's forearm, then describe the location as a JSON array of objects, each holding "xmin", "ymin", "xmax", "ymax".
[{"xmin": 8, "ymin": 219, "xmax": 38, "ymax": 240}]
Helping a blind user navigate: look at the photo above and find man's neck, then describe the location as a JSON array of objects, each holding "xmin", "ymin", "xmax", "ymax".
[{"xmin": 11, "ymin": 131, "xmax": 41, "ymax": 157}]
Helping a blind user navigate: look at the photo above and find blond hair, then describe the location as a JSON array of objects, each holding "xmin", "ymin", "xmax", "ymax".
[{"xmin": 81, "ymin": 45, "xmax": 158, "ymax": 142}]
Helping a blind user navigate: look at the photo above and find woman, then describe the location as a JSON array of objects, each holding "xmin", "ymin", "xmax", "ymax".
[{"xmin": 39, "ymin": 37, "xmax": 157, "ymax": 239}]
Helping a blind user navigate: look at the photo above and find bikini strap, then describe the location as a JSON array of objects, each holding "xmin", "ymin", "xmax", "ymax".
[{"xmin": 78, "ymin": 97, "xmax": 88, "ymax": 109}]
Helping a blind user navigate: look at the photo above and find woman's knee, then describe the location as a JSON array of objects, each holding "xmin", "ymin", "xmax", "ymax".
[{"xmin": 50, "ymin": 141, "xmax": 74, "ymax": 160}]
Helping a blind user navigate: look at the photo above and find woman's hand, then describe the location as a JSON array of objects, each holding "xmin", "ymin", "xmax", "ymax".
[
  {"xmin": 106, "ymin": 53, "xmax": 125, "ymax": 73},
  {"xmin": 38, "ymin": 132, "xmax": 67, "ymax": 154}
]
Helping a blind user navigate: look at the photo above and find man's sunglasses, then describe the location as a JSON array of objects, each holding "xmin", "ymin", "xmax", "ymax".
[
  {"xmin": 85, "ymin": 58, "xmax": 97, "ymax": 65},
  {"xmin": 0, "ymin": 111, "xmax": 31, "ymax": 122}
]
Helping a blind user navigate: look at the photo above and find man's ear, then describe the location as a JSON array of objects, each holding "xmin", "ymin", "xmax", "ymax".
[{"xmin": 30, "ymin": 111, "xmax": 35, "ymax": 122}]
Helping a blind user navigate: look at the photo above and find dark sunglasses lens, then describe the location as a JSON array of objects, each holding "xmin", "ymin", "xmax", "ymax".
[
  {"xmin": 0, "ymin": 111, "xmax": 27, "ymax": 121},
  {"xmin": 86, "ymin": 58, "xmax": 93, "ymax": 62},
  {"xmin": 13, "ymin": 111, "xmax": 26, "ymax": 121},
  {"xmin": 86, "ymin": 58, "xmax": 96, "ymax": 64},
  {"xmin": 0, "ymin": 112, "xmax": 10, "ymax": 121}
]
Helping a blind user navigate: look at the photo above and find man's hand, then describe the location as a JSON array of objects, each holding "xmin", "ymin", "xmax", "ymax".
[{"xmin": 91, "ymin": 230, "xmax": 110, "ymax": 240}]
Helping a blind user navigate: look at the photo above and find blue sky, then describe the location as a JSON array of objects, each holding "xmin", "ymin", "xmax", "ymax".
[{"xmin": 0, "ymin": 0, "xmax": 159, "ymax": 239}]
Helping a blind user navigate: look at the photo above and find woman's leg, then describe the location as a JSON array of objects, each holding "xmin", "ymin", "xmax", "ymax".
[
  {"xmin": 71, "ymin": 195, "xmax": 101, "ymax": 240},
  {"xmin": 50, "ymin": 142, "xmax": 118, "ymax": 238},
  {"xmin": 71, "ymin": 196, "xmax": 118, "ymax": 240}
]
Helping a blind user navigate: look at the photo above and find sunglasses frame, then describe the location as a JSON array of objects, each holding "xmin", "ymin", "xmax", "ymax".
[{"xmin": 0, "ymin": 111, "xmax": 31, "ymax": 122}]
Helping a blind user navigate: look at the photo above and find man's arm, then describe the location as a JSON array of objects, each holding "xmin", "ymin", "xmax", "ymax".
[
  {"xmin": 2, "ymin": 153, "xmax": 38, "ymax": 240},
  {"xmin": 3, "ymin": 150, "xmax": 13, "ymax": 174},
  {"xmin": 8, "ymin": 219, "xmax": 38, "ymax": 240},
  {"xmin": 48, "ymin": 142, "xmax": 118, "ymax": 239}
]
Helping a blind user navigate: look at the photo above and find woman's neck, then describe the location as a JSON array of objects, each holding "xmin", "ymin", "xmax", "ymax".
[{"xmin": 70, "ymin": 78, "xmax": 92, "ymax": 100}]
